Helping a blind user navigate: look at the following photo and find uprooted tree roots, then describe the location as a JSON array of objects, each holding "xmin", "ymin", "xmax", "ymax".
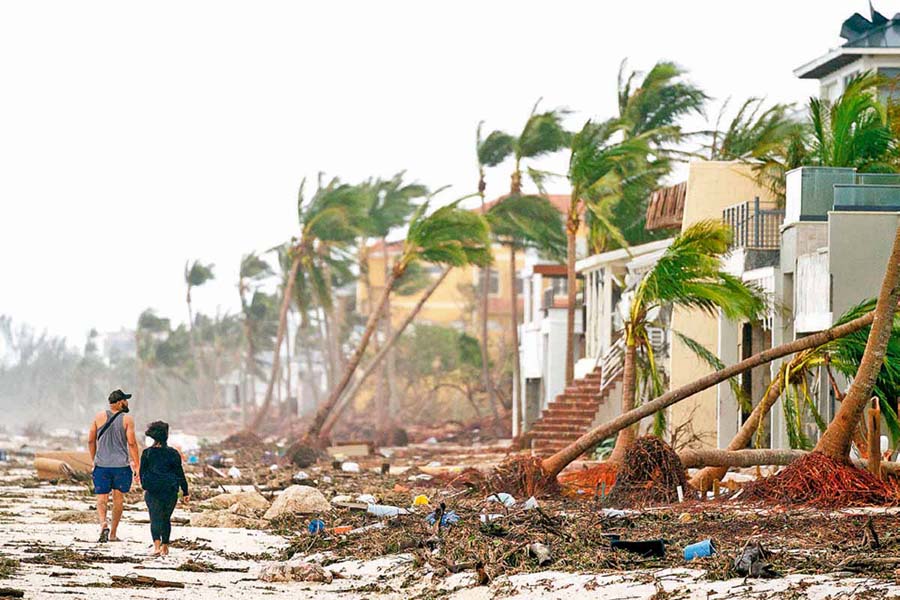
[
  {"xmin": 446, "ymin": 455, "xmax": 560, "ymax": 498},
  {"xmin": 740, "ymin": 451, "xmax": 900, "ymax": 508},
  {"xmin": 558, "ymin": 462, "xmax": 618, "ymax": 496},
  {"xmin": 607, "ymin": 436, "xmax": 696, "ymax": 507}
]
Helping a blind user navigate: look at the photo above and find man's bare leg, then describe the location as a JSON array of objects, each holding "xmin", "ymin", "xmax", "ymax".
[
  {"xmin": 96, "ymin": 493, "xmax": 110, "ymax": 542},
  {"xmin": 109, "ymin": 490, "xmax": 124, "ymax": 541}
]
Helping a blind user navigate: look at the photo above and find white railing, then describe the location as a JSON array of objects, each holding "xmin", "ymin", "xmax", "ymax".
[{"xmin": 599, "ymin": 337, "xmax": 625, "ymax": 394}]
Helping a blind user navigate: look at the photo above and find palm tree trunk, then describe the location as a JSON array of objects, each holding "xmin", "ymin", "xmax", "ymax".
[
  {"xmin": 378, "ymin": 239, "xmax": 393, "ymax": 437},
  {"xmin": 304, "ymin": 268, "xmax": 399, "ymax": 442},
  {"xmin": 814, "ymin": 224, "xmax": 900, "ymax": 461},
  {"xmin": 564, "ymin": 216, "xmax": 578, "ymax": 386},
  {"xmin": 679, "ymin": 447, "xmax": 806, "ymax": 469},
  {"xmin": 285, "ymin": 310, "xmax": 292, "ymax": 413},
  {"xmin": 249, "ymin": 254, "xmax": 301, "ymax": 431},
  {"xmin": 540, "ymin": 310, "xmax": 877, "ymax": 478},
  {"xmin": 479, "ymin": 206, "xmax": 496, "ymax": 435},
  {"xmin": 607, "ymin": 336, "xmax": 637, "ymax": 464},
  {"xmin": 319, "ymin": 268, "xmax": 451, "ymax": 440},
  {"xmin": 508, "ymin": 244, "xmax": 521, "ymax": 432}
]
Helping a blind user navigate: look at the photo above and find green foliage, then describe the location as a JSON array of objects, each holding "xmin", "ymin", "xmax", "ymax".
[
  {"xmin": 239, "ymin": 253, "xmax": 272, "ymax": 282},
  {"xmin": 397, "ymin": 324, "xmax": 482, "ymax": 379},
  {"xmin": 618, "ymin": 59, "xmax": 707, "ymax": 144},
  {"xmin": 486, "ymin": 194, "xmax": 566, "ymax": 261},
  {"xmin": 362, "ymin": 173, "xmax": 429, "ymax": 239},
  {"xmin": 808, "ymin": 72, "xmax": 896, "ymax": 171},
  {"xmin": 138, "ymin": 309, "xmax": 170, "ymax": 333},
  {"xmin": 184, "ymin": 260, "xmax": 215, "ymax": 288},
  {"xmin": 632, "ymin": 220, "xmax": 766, "ymax": 324},
  {"xmin": 673, "ymin": 330, "xmax": 752, "ymax": 415},
  {"xmin": 477, "ymin": 127, "xmax": 516, "ymax": 167},
  {"xmin": 401, "ymin": 199, "xmax": 491, "ymax": 271},
  {"xmin": 516, "ymin": 104, "xmax": 571, "ymax": 160}
]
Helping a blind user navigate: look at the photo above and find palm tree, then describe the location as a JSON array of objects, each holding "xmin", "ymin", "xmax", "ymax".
[
  {"xmin": 605, "ymin": 220, "xmax": 766, "ymax": 464},
  {"xmin": 612, "ymin": 60, "xmax": 707, "ymax": 246},
  {"xmin": 184, "ymin": 261, "xmax": 215, "ymax": 333},
  {"xmin": 486, "ymin": 194, "xmax": 567, "ymax": 430},
  {"xmin": 564, "ymin": 119, "xmax": 655, "ymax": 384},
  {"xmin": 814, "ymin": 224, "xmax": 900, "ymax": 461},
  {"xmin": 690, "ymin": 299, "xmax": 900, "ymax": 487},
  {"xmin": 808, "ymin": 72, "xmax": 895, "ymax": 172},
  {"xmin": 479, "ymin": 104, "xmax": 570, "ymax": 414},
  {"xmin": 303, "ymin": 197, "xmax": 492, "ymax": 442},
  {"xmin": 362, "ymin": 173, "xmax": 429, "ymax": 437},
  {"xmin": 475, "ymin": 122, "xmax": 514, "ymax": 428},
  {"xmin": 249, "ymin": 177, "xmax": 366, "ymax": 432},
  {"xmin": 238, "ymin": 252, "xmax": 272, "ymax": 417},
  {"xmin": 539, "ymin": 307, "xmax": 879, "ymax": 479}
]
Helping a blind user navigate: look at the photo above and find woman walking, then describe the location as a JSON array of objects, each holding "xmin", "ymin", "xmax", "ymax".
[{"xmin": 139, "ymin": 421, "xmax": 189, "ymax": 556}]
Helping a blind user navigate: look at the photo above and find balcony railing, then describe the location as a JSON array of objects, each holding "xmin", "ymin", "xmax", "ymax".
[{"xmin": 723, "ymin": 197, "xmax": 784, "ymax": 250}]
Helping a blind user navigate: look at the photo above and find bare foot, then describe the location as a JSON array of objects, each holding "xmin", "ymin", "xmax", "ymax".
[{"xmin": 160, "ymin": 545, "xmax": 169, "ymax": 557}]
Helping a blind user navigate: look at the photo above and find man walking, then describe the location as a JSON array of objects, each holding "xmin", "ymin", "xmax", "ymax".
[{"xmin": 88, "ymin": 389, "xmax": 140, "ymax": 543}]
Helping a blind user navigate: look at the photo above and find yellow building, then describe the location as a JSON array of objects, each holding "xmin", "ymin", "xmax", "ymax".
[
  {"xmin": 666, "ymin": 161, "xmax": 777, "ymax": 448},
  {"xmin": 357, "ymin": 195, "xmax": 571, "ymax": 337}
]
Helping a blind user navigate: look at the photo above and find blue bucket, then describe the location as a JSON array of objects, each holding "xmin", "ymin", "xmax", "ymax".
[
  {"xmin": 308, "ymin": 519, "xmax": 326, "ymax": 534},
  {"xmin": 684, "ymin": 539, "xmax": 716, "ymax": 561}
]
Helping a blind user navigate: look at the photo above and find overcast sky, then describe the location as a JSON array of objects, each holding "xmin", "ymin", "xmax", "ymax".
[{"xmin": 0, "ymin": 1, "xmax": 865, "ymax": 348}]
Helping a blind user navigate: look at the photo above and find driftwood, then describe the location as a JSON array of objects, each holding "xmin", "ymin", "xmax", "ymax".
[
  {"xmin": 111, "ymin": 575, "xmax": 185, "ymax": 589},
  {"xmin": 0, "ymin": 588, "xmax": 25, "ymax": 598}
]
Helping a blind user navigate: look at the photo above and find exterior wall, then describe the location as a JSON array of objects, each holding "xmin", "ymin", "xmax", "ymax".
[
  {"xmin": 668, "ymin": 161, "xmax": 777, "ymax": 449},
  {"xmin": 819, "ymin": 55, "xmax": 900, "ymax": 100},
  {"xmin": 829, "ymin": 211, "xmax": 900, "ymax": 319}
]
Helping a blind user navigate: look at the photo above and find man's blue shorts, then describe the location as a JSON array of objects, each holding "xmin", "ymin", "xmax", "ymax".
[{"xmin": 92, "ymin": 466, "xmax": 133, "ymax": 494}]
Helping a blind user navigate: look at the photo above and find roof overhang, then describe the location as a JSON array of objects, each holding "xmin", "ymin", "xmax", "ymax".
[
  {"xmin": 575, "ymin": 238, "xmax": 674, "ymax": 273},
  {"xmin": 793, "ymin": 47, "xmax": 900, "ymax": 79}
]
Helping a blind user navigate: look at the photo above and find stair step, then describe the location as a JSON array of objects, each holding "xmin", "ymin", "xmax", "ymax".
[{"xmin": 539, "ymin": 416, "xmax": 595, "ymax": 426}]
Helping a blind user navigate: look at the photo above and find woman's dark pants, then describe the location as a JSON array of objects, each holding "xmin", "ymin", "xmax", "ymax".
[{"xmin": 144, "ymin": 490, "xmax": 178, "ymax": 544}]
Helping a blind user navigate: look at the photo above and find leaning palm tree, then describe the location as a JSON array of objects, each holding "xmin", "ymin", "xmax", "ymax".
[
  {"xmin": 238, "ymin": 252, "xmax": 273, "ymax": 420},
  {"xmin": 249, "ymin": 177, "xmax": 366, "ymax": 432},
  {"xmin": 814, "ymin": 224, "xmax": 900, "ymax": 461},
  {"xmin": 303, "ymin": 197, "xmax": 492, "ymax": 442},
  {"xmin": 480, "ymin": 104, "xmax": 570, "ymax": 411},
  {"xmin": 184, "ymin": 261, "xmax": 215, "ymax": 333},
  {"xmin": 361, "ymin": 173, "xmax": 429, "ymax": 436},
  {"xmin": 606, "ymin": 220, "xmax": 766, "ymax": 464},
  {"xmin": 690, "ymin": 298, "xmax": 900, "ymax": 487},
  {"xmin": 564, "ymin": 118, "xmax": 655, "ymax": 384}
]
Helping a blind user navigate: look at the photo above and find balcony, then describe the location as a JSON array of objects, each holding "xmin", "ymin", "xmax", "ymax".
[
  {"xmin": 833, "ymin": 184, "xmax": 900, "ymax": 212},
  {"xmin": 722, "ymin": 198, "xmax": 784, "ymax": 250}
]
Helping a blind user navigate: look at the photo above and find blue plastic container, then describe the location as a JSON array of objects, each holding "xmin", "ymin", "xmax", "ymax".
[
  {"xmin": 684, "ymin": 539, "xmax": 716, "ymax": 561},
  {"xmin": 308, "ymin": 519, "xmax": 326, "ymax": 534}
]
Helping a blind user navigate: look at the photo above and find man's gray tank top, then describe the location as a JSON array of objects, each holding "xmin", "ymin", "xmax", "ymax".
[{"xmin": 94, "ymin": 410, "xmax": 130, "ymax": 468}]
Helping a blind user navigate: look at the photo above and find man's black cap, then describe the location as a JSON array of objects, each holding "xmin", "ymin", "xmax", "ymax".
[{"xmin": 108, "ymin": 389, "xmax": 132, "ymax": 403}]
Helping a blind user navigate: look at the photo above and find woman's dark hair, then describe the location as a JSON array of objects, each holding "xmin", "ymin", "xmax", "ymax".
[{"xmin": 145, "ymin": 421, "xmax": 169, "ymax": 446}]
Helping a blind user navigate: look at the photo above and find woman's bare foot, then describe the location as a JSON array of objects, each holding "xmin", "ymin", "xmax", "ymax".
[
  {"xmin": 151, "ymin": 541, "xmax": 161, "ymax": 556},
  {"xmin": 160, "ymin": 544, "xmax": 169, "ymax": 557}
]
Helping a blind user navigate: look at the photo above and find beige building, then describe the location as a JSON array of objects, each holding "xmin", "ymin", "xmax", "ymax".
[{"xmin": 666, "ymin": 161, "xmax": 777, "ymax": 448}]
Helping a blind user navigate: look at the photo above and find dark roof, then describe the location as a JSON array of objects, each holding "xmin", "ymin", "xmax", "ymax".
[{"xmin": 645, "ymin": 182, "xmax": 686, "ymax": 231}]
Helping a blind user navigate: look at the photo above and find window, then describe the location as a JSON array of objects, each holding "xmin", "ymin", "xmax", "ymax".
[
  {"xmin": 515, "ymin": 277, "xmax": 524, "ymax": 295},
  {"xmin": 878, "ymin": 68, "xmax": 900, "ymax": 105},
  {"xmin": 477, "ymin": 268, "xmax": 500, "ymax": 296}
]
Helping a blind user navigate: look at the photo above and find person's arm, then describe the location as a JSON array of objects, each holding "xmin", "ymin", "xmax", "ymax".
[
  {"xmin": 124, "ymin": 416, "xmax": 140, "ymax": 478},
  {"xmin": 87, "ymin": 415, "xmax": 98, "ymax": 466},
  {"xmin": 172, "ymin": 450, "xmax": 189, "ymax": 500}
]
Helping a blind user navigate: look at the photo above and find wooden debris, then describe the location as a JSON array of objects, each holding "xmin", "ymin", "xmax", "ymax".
[{"xmin": 111, "ymin": 575, "xmax": 184, "ymax": 588}]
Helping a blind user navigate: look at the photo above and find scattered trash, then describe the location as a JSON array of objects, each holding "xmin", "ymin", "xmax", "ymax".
[
  {"xmin": 733, "ymin": 543, "xmax": 778, "ymax": 578},
  {"xmin": 380, "ymin": 462, "xmax": 390, "ymax": 474},
  {"xmin": 425, "ymin": 437, "xmax": 438, "ymax": 444},
  {"xmin": 227, "ymin": 466, "xmax": 242, "ymax": 479},
  {"xmin": 331, "ymin": 495, "xmax": 352, "ymax": 504},
  {"xmin": 322, "ymin": 475, "xmax": 333, "ymax": 484},
  {"xmin": 341, "ymin": 462, "xmax": 360, "ymax": 473},
  {"xmin": 601, "ymin": 508, "xmax": 628, "ymax": 518},
  {"xmin": 684, "ymin": 538, "xmax": 716, "ymax": 561},
  {"xmin": 308, "ymin": 519, "xmax": 326, "ymax": 534},
  {"xmin": 678, "ymin": 513, "xmax": 692, "ymax": 523},
  {"xmin": 258, "ymin": 561, "xmax": 333, "ymax": 583},
  {"xmin": 426, "ymin": 461, "xmax": 442, "ymax": 468},
  {"xmin": 331, "ymin": 525, "xmax": 353, "ymax": 535},
  {"xmin": 261, "ymin": 451, "xmax": 278, "ymax": 466},
  {"xmin": 206, "ymin": 454, "xmax": 225, "ymax": 468},
  {"xmin": 366, "ymin": 504, "xmax": 410, "ymax": 518},
  {"xmin": 348, "ymin": 522, "xmax": 387, "ymax": 535},
  {"xmin": 186, "ymin": 453, "xmax": 199, "ymax": 465},
  {"xmin": 528, "ymin": 542, "xmax": 553, "ymax": 566},
  {"xmin": 269, "ymin": 464, "xmax": 278, "ymax": 471},
  {"xmin": 356, "ymin": 494, "xmax": 377, "ymax": 504},
  {"xmin": 486, "ymin": 492, "xmax": 515, "ymax": 507},
  {"xmin": 393, "ymin": 484, "xmax": 410, "ymax": 493},
  {"xmin": 523, "ymin": 496, "xmax": 539, "ymax": 510},
  {"xmin": 378, "ymin": 448, "xmax": 394, "ymax": 458},
  {"xmin": 479, "ymin": 513, "xmax": 504, "ymax": 523},
  {"xmin": 413, "ymin": 494, "xmax": 430, "ymax": 506},
  {"xmin": 610, "ymin": 539, "xmax": 666, "ymax": 558},
  {"xmin": 425, "ymin": 509, "xmax": 460, "ymax": 527},
  {"xmin": 293, "ymin": 471, "xmax": 310, "ymax": 482},
  {"xmin": 408, "ymin": 473, "xmax": 432, "ymax": 481}
]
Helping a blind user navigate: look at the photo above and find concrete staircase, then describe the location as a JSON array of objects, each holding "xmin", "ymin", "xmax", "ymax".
[{"xmin": 528, "ymin": 366, "xmax": 622, "ymax": 455}]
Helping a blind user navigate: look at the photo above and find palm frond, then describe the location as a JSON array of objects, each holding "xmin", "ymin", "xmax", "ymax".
[
  {"xmin": 477, "ymin": 128, "xmax": 516, "ymax": 167},
  {"xmin": 673, "ymin": 330, "xmax": 752, "ymax": 414},
  {"xmin": 517, "ymin": 103, "xmax": 572, "ymax": 160},
  {"xmin": 184, "ymin": 260, "xmax": 215, "ymax": 287},
  {"xmin": 486, "ymin": 194, "xmax": 566, "ymax": 261},
  {"xmin": 403, "ymin": 198, "xmax": 491, "ymax": 271}
]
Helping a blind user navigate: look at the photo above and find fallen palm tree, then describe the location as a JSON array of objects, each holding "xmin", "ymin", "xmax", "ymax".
[{"xmin": 606, "ymin": 436, "xmax": 694, "ymax": 507}]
